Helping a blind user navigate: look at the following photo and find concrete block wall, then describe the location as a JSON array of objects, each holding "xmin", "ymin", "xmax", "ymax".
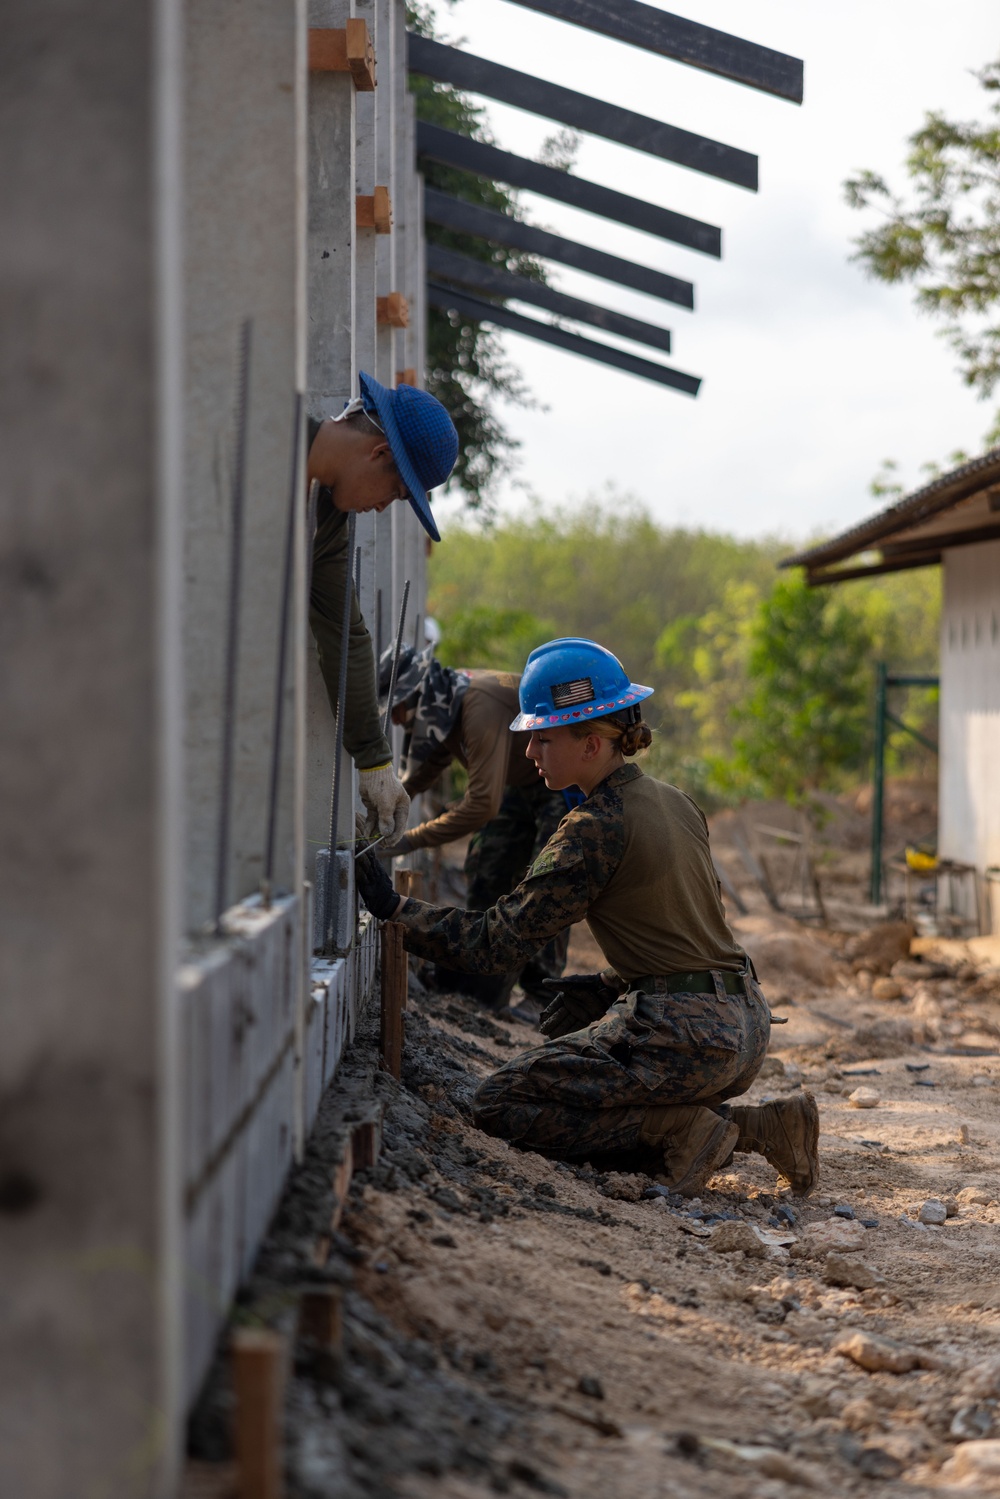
[{"xmin": 2, "ymin": 0, "xmax": 428, "ymax": 1488}]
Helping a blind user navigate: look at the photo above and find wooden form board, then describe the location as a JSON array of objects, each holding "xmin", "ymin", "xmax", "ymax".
[
  {"xmin": 408, "ymin": 34, "xmax": 758, "ymax": 191},
  {"xmin": 355, "ymin": 186, "xmax": 392, "ymax": 233},
  {"xmin": 380, "ymin": 922, "xmax": 406, "ymax": 1079},
  {"xmin": 417, "ymin": 122, "xmax": 721, "ymax": 257},
  {"xmin": 427, "ymin": 282, "xmax": 700, "ymax": 395},
  {"xmin": 308, "ymin": 21, "xmax": 376, "ymax": 90},
  {"xmin": 426, "ymin": 244, "xmax": 673, "ymax": 355},
  {"xmin": 498, "ymin": 0, "xmax": 804, "ymax": 103},
  {"xmin": 424, "ymin": 189, "xmax": 694, "ymax": 308},
  {"xmin": 377, "ymin": 292, "xmax": 409, "ymax": 327}
]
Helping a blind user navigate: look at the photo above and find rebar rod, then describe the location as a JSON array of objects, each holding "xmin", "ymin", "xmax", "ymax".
[
  {"xmin": 323, "ymin": 509, "xmax": 357, "ymax": 952},
  {"xmin": 262, "ymin": 390, "xmax": 302, "ymax": 907},
  {"xmin": 214, "ymin": 318, "xmax": 252, "ymax": 933},
  {"xmin": 381, "ymin": 579, "xmax": 411, "ymax": 738},
  {"xmin": 305, "ymin": 478, "xmax": 320, "ymax": 600}
]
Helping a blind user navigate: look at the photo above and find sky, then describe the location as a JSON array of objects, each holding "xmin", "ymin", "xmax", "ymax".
[{"xmin": 426, "ymin": 0, "xmax": 1000, "ymax": 542}]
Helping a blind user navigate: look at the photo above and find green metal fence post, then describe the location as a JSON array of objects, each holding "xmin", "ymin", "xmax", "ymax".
[{"xmin": 870, "ymin": 661, "xmax": 888, "ymax": 906}]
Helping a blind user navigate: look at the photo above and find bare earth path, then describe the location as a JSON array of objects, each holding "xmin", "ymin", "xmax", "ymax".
[{"xmin": 186, "ymin": 913, "xmax": 1000, "ymax": 1498}]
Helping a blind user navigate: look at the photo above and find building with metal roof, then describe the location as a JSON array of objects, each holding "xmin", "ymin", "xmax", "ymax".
[{"xmin": 781, "ymin": 451, "xmax": 1000, "ymax": 934}]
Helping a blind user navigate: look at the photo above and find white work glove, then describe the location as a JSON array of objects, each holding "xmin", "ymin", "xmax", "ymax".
[{"xmin": 357, "ymin": 763, "xmax": 410, "ymax": 842}]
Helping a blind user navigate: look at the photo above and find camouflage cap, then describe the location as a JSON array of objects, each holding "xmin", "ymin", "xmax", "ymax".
[{"xmin": 378, "ymin": 643, "xmax": 434, "ymax": 714}]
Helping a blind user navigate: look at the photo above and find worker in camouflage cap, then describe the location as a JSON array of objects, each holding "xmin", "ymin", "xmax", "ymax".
[
  {"xmin": 378, "ymin": 644, "xmax": 570, "ymax": 1011},
  {"xmin": 357, "ymin": 638, "xmax": 820, "ymax": 1199}
]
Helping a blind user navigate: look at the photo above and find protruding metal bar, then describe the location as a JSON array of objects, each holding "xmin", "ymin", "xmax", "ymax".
[
  {"xmin": 497, "ymin": 0, "xmax": 804, "ymax": 103},
  {"xmin": 262, "ymin": 390, "xmax": 302, "ymax": 907},
  {"xmin": 416, "ymin": 122, "xmax": 721, "ymax": 256},
  {"xmin": 375, "ymin": 586, "xmax": 383, "ymax": 667},
  {"xmin": 215, "ymin": 318, "xmax": 252, "ymax": 932},
  {"xmin": 408, "ymin": 34, "xmax": 758, "ymax": 190},
  {"xmin": 424, "ymin": 189, "xmax": 694, "ymax": 307},
  {"xmin": 427, "ymin": 244, "xmax": 673, "ymax": 354},
  {"xmin": 427, "ymin": 282, "xmax": 700, "ymax": 395},
  {"xmin": 382, "ymin": 579, "xmax": 411, "ymax": 737},
  {"xmin": 323, "ymin": 510, "xmax": 357, "ymax": 953},
  {"xmin": 305, "ymin": 478, "xmax": 319, "ymax": 600}
]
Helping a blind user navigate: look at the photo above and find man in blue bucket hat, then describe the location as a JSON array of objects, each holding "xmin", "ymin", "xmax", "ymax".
[{"xmin": 307, "ymin": 373, "xmax": 458, "ymax": 842}]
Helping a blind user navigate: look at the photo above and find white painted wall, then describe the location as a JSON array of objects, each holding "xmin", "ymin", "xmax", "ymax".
[{"xmin": 939, "ymin": 539, "xmax": 1000, "ymax": 926}]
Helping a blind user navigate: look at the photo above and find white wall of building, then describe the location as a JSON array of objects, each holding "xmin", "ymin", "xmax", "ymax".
[{"xmin": 939, "ymin": 538, "xmax": 1000, "ymax": 927}]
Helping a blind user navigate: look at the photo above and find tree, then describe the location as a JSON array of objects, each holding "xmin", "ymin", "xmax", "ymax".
[
  {"xmin": 435, "ymin": 605, "xmax": 551, "ymax": 673},
  {"xmin": 731, "ymin": 574, "xmax": 875, "ymax": 802},
  {"xmin": 408, "ymin": 3, "xmax": 548, "ymax": 509},
  {"xmin": 845, "ymin": 58, "xmax": 1000, "ymax": 442}
]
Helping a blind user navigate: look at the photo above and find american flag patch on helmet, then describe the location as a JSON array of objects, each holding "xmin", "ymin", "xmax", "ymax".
[{"xmin": 551, "ymin": 677, "xmax": 594, "ymax": 708}]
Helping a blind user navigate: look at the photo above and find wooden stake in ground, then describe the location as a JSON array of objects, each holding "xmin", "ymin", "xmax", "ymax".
[
  {"xmin": 297, "ymin": 1287, "xmax": 343, "ymax": 1352},
  {"xmin": 231, "ymin": 1328, "xmax": 287, "ymax": 1499},
  {"xmin": 380, "ymin": 920, "xmax": 406, "ymax": 1078}
]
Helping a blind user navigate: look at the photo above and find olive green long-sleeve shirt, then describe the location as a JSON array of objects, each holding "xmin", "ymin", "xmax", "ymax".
[
  {"xmin": 308, "ymin": 417, "xmax": 390, "ymax": 769},
  {"xmin": 396, "ymin": 764, "xmax": 746, "ymax": 982},
  {"xmin": 402, "ymin": 671, "xmax": 537, "ymax": 849}
]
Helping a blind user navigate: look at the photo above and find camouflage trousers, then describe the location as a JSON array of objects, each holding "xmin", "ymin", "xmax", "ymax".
[
  {"xmin": 436, "ymin": 782, "xmax": 570, "ymax": 1008},
  {"xmin": 472, "ymin": 974, "xmax": 771, "ymax": 1168}
]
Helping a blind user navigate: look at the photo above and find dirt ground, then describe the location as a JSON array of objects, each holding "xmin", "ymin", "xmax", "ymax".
[{"xmin": 184, "ymin": 780, "xmax": 1000, "ymax": 1498}]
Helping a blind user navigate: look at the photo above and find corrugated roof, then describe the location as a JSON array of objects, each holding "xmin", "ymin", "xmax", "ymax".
[{"xmin": 781, "ymin": 445, "xmax": 1000, "ymax": 572}]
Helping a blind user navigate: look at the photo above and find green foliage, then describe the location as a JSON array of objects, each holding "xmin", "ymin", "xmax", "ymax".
[
  {"xmin": 730, "ymin": 574, "xmax": 875, "ymax": 801},
  {"xmin": 653, "ymin": 580, "xmax": 764, "ymax": 797},
  {"xmin": 435, "ymin": 606, "xmax": 552, "ymax": 672},
  {"xmin": 845, "ymin": 57, "xmax": 1000, "ymax": 434},
  {"xmin": 429, "ymin": 503, "xmax": 941, "ymax": 808},
  {"xmin": 408, "ymin": 3, "xmax": 545, "ymax": 510}
]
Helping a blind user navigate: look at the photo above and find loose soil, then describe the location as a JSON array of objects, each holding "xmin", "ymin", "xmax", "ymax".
[{"xmin": 186, "ymin": 898, "xmax": 1000, "ymax": 1499}]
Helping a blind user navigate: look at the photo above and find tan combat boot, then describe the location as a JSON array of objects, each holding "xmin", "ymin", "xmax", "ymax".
[
  {"xmin": 729, "ymin": 1091, "xmax": 820, "ymax": 1195},
  {"xmin": 640, "ymin": 1105, "xmax": 739, "ymax": 1198}
]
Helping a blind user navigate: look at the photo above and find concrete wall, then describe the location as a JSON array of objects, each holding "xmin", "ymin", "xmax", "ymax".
[
  {"xmin": 939, "ymin": 539, "xmax": 1000, "ymax": 928},
  {"xmin": 182, "ymin": 0, "xmax": 307, "ymax": 931},
  {"xmin": 1, "ymin": 0, "xmax": 427, "ymax": 1484},
  {"xmin": 0, "ymin": 2, "xmax": 185, "ymax": 1494}
]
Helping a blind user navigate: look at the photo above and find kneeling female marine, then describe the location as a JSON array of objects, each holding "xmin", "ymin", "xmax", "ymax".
[{"xmin": 356, "ymin": 638, "xmax": 819, "ymax": 1198}]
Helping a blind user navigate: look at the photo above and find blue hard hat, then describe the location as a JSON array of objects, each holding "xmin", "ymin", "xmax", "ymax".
[
  {"xmin": 359, "ymin": 372, "xmax": 458, "ymax": 543},
  {"xmin": 509, "ymin": 638, "xmax": 653, "ymax": 731}
]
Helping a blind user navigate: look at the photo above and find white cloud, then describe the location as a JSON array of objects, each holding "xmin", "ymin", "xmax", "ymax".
[{"xmin": 431, "ymin": 0, "xmax": 999, "ymax": 539}]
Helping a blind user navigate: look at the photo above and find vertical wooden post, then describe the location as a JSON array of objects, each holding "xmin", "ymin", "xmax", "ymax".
[
  {"xmin": 394, "ymin": 868, "xmax": 413, "ymax": 899},
  {"xmin": 351, "ymin": 1115, "xmax": 382, "ymax": 1169},
  {"xmin": 231, "ymin": 1329, "xmax": 287, "ymax": 1499},
  {"xmin": 379, "ymin": 921, "xmax": 406, "ymax": 1078},
  {"xmin": 297, "ymin": 1288, "xmax": 343, "ymax": 1352}
]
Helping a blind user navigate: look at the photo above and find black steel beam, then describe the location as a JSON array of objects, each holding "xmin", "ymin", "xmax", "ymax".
[
  {"xmin": 427, "ymin": 282, "xmax": 700, "ymax": 395},
  {"xmin": 408, "ymin": 34, "xmax": 757, "ymax": 190},
  {"xmin": 427, "ymin": 244, "xmax": 672, "ymax": 353},
  {"xmin": 424, "ymin": 189, "xmax": 694, "ymax": 307},
  {"xmin": 417, "ymin": 122, "xmax": 721, "ymax": 257},
  {"xmin": 499, "ymin": 0, "xmax": 803, "ymax": 104}
]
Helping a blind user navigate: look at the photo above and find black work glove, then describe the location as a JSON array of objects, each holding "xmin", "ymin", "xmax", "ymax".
[
  {"xmin": 355, "ymin": 847, "xmax": 402, "ymax": 921},
  {"xmin": 539, "ymin": 974, "xmax": 614, "ymax": 1039}
]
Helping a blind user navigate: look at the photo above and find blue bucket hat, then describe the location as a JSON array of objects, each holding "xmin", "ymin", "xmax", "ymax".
[{"xmin": 358, "ymin": 372, "xmax": 458, "ymax": 543}]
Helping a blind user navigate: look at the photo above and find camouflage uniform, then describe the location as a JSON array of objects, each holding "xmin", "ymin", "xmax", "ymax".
[
  {"xmin": 396, "ymin": 763, "xmax": 770, "ymax": 1167},
  {"xmin": 386, "ymin": 653, "xmax": 569, "ymax": 1007},
  {"xmin": 439, "ymin": 781, "xmax": 570, "ymax": 1006},
  {"xmin": 472, "ymin": 976, "xmax": 770, "ymax": 1169}
]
